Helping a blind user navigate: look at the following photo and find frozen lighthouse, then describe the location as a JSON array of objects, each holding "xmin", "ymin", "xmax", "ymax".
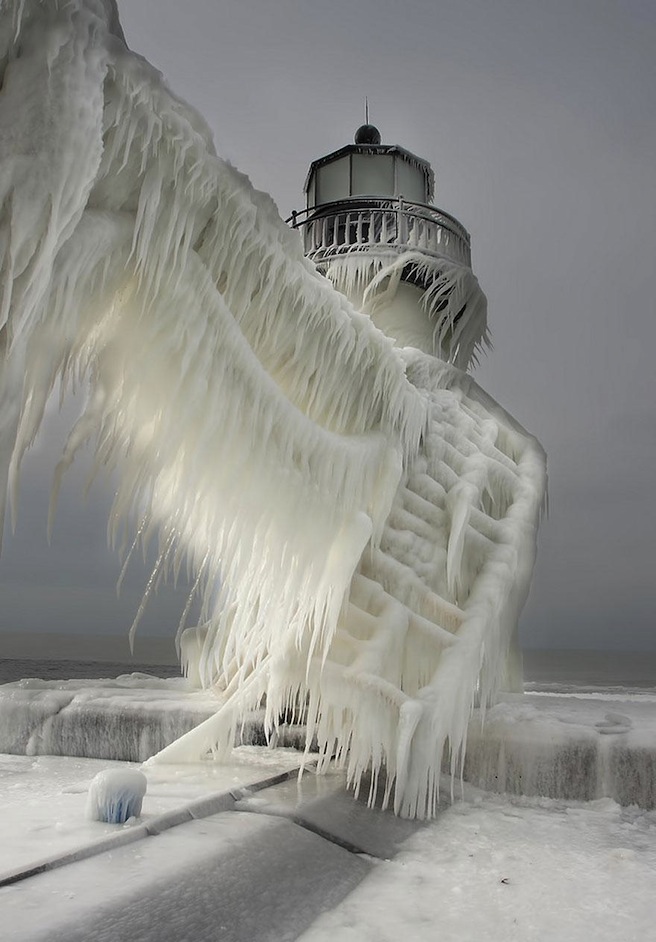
[
  {"xmin": 290, "ymin": 123, "xmax": 488, "ymax": 369},
  {"xmin": 0, "ymin": 0, "xmax": 545, "ymax": 819}
]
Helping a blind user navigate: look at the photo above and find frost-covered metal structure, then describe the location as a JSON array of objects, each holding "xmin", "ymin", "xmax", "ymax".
[
  {"xmin": 0, "ymin": 0, "xmax": 545, "ymax": 818},
  {"xmin": 289, "ymin": 123, "xmax": 488, "ymax": 369}
]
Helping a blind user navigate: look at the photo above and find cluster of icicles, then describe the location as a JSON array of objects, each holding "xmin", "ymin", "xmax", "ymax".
[{"xmin": 0, "ymin": 0, "xmax": 545, "ymax": 817}]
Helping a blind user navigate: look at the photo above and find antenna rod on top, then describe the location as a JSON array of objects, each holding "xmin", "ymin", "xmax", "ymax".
[{"xmin": 365, "ymin": 96, "xmax": 369, "ymax": 125}]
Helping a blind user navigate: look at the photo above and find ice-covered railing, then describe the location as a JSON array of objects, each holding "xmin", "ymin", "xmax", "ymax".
[
  {"xmin": 158, "ymin": 352, "xmax": 546, "ymax": 818},
  {"xmin": 289, "ymin": 198, "xmax": 472, "ymax": 269},
  {"xmin": 0, "ymin": 0, "xmax": 545, "ymax": 818},
  {"xmin": 289, "ymin": 198, "xmax": 485, "ymax": 369}
]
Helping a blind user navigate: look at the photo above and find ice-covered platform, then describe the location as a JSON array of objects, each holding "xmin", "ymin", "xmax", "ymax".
[
  {"xmin": 0, "ymin": 675, "xmax": 216, "ymax": 761},
  {"xmin": 0, "ymin": 752, "xmax": 422, "ymax": 942},
  {"xmin": 1, "ymin": 752, "xmax": 655, "ymax": 942},
  {"xmin": 465, "ymin": 693, "xmax": 656, "ymax": 809},
  {"xmin": 0, "ymin": 675, "xmax": 308, "ymax": 760},
  {"xmin": 0, "ymin": 676, "xmax": 655, "ymax": 809},
  {"xmin": 0, "ymin": 677, "xmax": 655, "ymax": 940}
]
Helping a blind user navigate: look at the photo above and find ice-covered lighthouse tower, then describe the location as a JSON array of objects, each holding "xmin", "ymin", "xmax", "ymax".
[{"xmin": 289, "ymin": 123, "xmax": 488, "ymax": 369}]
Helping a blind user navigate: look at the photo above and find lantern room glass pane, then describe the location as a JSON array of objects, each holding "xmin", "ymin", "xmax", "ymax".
[
  {"xmin": 306, "ymin": 174, "xmax": 316, "ymax": 209},
  {"xmin": 316, "ymin": 157, "xmax": 350, "ymax": 204},
  {"xmin": 396, "ymin": 158, "xmax": 427, "ymax": 203},
  {"xmin": 351, "ymin": 154, "xmax": 394, "ymax": 197}
]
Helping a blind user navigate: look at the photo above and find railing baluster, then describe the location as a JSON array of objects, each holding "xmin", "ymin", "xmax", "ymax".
[{"xmin": 288, "ymin": 200, "xmax": 472, "ymax": 268}]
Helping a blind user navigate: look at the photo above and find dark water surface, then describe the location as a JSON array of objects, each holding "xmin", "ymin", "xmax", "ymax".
[
  {"xmin": 522, "ymin": 649, "xmax": 656, "ymax": 693},
  {"xmin": 0, "ymin": 649, "xmax": 655, "ymax": 691},
  {"xmin": 0, "ymin": 657, "xmax": 181, "ymax": 684}
]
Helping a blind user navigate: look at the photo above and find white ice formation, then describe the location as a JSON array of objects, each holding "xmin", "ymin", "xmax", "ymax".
[
  {"xmin": 0, "ymin": 0, "xmax": 546, "ymax": 817},
  {"xmin": 322, "ymin": 252, "xmax": 489, "ymax": 370},
  {"xmin": 86, "ymin": 768, "xmax": 147, "ymax": 823}
]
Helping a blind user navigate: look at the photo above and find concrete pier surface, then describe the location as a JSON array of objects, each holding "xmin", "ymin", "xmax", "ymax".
[
  {"xmin": 0, "ymin": 754, "xmax": 423, "ymax": 942},
  {"xmin": 0, "ymin": 678, "xmax": 655, "ymax": 940}
]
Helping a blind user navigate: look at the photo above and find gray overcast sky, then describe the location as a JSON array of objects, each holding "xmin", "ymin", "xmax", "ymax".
[{"xmin": 1, "ymin": 0, "xmax": 654, "ymax": 653}]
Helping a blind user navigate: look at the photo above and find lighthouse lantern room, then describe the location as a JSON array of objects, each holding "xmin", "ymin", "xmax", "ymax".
[{"xmin": 290, "ymin": 124, "xmax": 487, "ymax": 368}]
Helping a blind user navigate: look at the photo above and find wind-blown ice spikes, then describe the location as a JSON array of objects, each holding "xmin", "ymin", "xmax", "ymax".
[
  {"xmin": 0, "ymin": 0, "xmax": 546, "ymax": 818},
  {"xmin": 322, "ymin": 252, "xmax": 490, "ymax": 370}
]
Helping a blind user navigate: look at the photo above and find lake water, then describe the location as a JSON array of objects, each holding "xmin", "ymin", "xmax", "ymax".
[
  {"xmin": 0, "ymin": 657, "xmax": 181, "ymax": 684},
  {"xmin": 522, "ymin": 649, "xmax": 656, "ymax": 694},
  {"xmin": 1, "ymin": 648, "xmax": 655, "ymax": 691}
]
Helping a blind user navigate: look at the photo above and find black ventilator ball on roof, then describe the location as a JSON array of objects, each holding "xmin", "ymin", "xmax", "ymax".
[{"xmin": 354, "ymin": 124, "xmax": 382, "ymax": 145}]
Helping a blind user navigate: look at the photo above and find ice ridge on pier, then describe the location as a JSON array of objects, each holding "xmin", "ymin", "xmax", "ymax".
[{"xmin": 0, "ymin": 0, "xmax": 545, "ymax": 817}]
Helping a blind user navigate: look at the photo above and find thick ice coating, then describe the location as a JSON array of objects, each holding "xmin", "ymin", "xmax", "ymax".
[
  {"xmin": 86, "ymin": 768, "xmax": 147, "ymax": 823},
  {"xmin": 0, "ymin": 0, "xmax": 546, "ymax": 818}
]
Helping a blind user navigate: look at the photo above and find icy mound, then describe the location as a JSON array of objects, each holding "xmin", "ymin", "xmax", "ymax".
[
  {"xmin": 86, "ymin": 768, "xmax": 147, "ymax": 823},
  {"xmin": 0, "ymin": 0, "xmax": 545, "ymax": 817}
]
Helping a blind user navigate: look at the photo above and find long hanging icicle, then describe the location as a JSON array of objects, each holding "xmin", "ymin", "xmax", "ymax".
[{"xmin": 0, "ymin": 0, "xmax": 546, "ymax": 818}]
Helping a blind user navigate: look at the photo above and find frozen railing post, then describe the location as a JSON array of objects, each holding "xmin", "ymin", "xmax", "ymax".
[{"xmin": 86, "ymin": 770, "xmax": 147, "ymax": 824}]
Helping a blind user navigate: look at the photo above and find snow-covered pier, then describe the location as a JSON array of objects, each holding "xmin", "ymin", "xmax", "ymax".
[
  {"xmin": 1, "ymin": 678, "xmax": 654, "ymax": 810},
  {"xmin": 0, "ymin": 733, "xmax": 655, "ymax": 942},
  {"xmin": 464, "ymin": 694, "xmax": 656, "ymax": 809},
  {"xmin": 0, "ymin": 752, "xmax": 419, "ymax": 942}
]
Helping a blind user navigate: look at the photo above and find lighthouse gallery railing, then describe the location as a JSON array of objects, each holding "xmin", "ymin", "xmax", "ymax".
[{"xmin": 288, "ymin": 198, "xmax": 472, "ymax": 269}]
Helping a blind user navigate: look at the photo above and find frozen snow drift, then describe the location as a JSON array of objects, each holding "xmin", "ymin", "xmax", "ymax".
[{"xmin": 0, "ymin": 0, "xmax": 545, "ymax": 817}]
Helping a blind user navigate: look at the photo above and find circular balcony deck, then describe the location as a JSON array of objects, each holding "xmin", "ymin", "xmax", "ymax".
[{"xmin": 288, "ymin": 198, "xmax": 472, "ymax": 270}]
